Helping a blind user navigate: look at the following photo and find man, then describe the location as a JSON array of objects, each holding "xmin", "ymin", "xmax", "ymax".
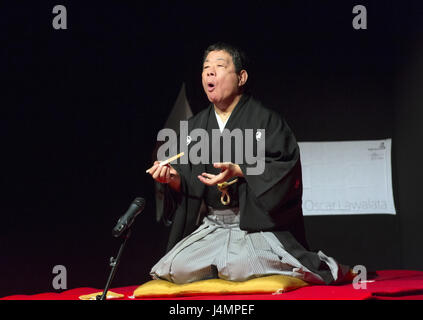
[{"xmin": 147, "ymin": 42, "xmax": 349, "ymax": 285}]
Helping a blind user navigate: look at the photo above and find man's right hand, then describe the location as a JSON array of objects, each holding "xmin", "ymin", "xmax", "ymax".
[{"xmin": 147, "ymin": 161, "xmax": 181, "ymax": 191}]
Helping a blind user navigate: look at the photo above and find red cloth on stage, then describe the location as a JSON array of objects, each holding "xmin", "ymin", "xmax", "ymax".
[{"xmin": 2, "ymin": 270, "xmax": 423, "ymax": 300}]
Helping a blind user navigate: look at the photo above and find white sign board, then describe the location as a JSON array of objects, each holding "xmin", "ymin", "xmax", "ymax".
[{"xmin": 298, "ymin": 139, "xmax": 396, "ymax": 216}]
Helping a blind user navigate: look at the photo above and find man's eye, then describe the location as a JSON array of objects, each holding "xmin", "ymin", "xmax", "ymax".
[
  {"xmin": 203, "ymin": 66, "xmax": 209, "ymax": 69},
  {"xmin": 217, "ymin": 65, "xmax": 225, "ymax": 67}
]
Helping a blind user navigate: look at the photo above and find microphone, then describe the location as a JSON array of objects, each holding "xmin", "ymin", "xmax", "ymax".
[{"xmin": 112, "ymin": 197, "xmax": 146, "ymax": 238}]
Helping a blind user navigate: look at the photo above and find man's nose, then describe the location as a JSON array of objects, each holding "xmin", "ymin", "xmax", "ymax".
[{"xmin": 207, "ymin": 67, "xmax": 215, "ymax": 76}]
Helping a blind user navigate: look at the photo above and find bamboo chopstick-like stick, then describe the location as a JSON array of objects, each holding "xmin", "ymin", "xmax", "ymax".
[{"xmin": 145, "ymin": 152, "xmax": 184, "ymax": 173}]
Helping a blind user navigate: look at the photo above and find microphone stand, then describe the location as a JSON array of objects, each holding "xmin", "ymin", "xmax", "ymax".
[{"xmin": 96, "ymin": 228, "xmax": 132, "ymax": 300}]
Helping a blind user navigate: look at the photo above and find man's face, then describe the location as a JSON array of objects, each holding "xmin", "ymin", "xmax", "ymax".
[{"xmin": 202, "ymin": 50, "xmax": 240, "ymax": 106}]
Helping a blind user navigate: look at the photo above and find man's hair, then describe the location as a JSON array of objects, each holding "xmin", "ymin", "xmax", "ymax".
[{"xmin": 203, "ymin": 42, "xmax": 248, "ymax": 74}]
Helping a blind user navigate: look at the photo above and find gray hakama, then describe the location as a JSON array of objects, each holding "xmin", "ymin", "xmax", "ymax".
[{"xmin": 150, "ymin": 207, "xmax": 349, "ymax": 284}]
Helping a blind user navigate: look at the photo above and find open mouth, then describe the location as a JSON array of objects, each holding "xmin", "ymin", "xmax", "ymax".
[{"xmin": 207, "ymin": 82, "xmax": 216, "ymax": 92}]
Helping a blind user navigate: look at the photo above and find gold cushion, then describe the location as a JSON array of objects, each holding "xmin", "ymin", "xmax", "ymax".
[{"xmin": 132, "ymin": 275, "xmax": 309, "ymax": 298}]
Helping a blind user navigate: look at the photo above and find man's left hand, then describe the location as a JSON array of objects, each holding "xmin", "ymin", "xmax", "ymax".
[{"xmin": 197, "ymin": 162, "xmax": 244, "ymax": 186}]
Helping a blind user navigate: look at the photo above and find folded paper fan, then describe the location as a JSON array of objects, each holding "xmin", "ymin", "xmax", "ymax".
[{"xmin": 79, "ymin": 291, "xmax": 125, "ymax": 300}]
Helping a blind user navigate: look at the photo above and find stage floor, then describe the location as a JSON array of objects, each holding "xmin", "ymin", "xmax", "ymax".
[{"xmin": 2, "ymin": 270, "xmax": 423, "ymax": 300}]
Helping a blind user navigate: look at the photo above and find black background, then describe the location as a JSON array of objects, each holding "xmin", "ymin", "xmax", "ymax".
[{"xmin": 1, "ymin": 1, "xmax": 422, "ymax": 297}]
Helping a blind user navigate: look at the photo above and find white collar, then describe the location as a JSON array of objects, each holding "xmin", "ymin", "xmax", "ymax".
[{"xmin": 214, "ymin": 110, "xmax": 228, "ymax": 133}]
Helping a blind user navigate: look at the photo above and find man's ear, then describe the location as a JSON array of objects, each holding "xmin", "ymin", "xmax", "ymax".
[{"xmin": 238, "ymin": 69, "xmax": 248, "ymax": 87}]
